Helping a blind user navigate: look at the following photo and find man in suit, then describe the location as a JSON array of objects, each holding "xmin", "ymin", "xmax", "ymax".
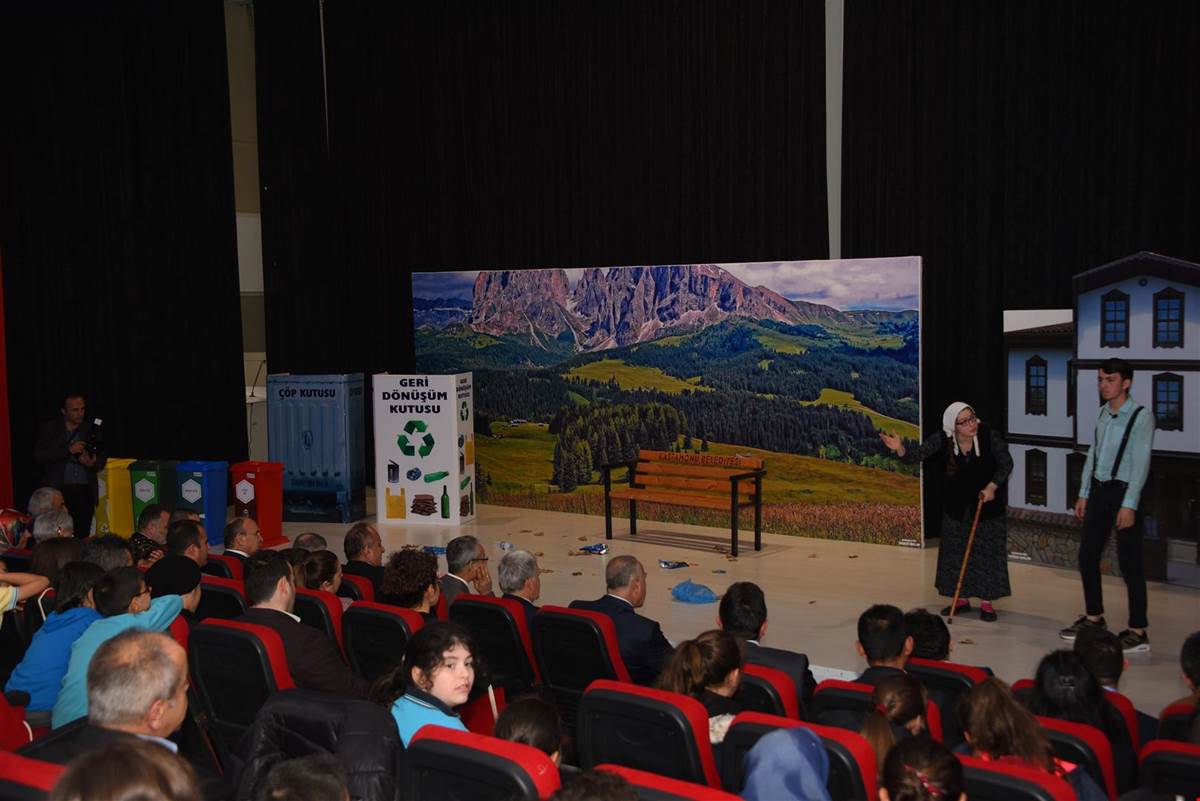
[
  {"xmin": 717, "ymin": 581, "xmax": 816, "ymax": 714},
  {"xmin": 223, "ymin": 516, "xmax": 262, "ymax": 562},
  {"xmin": 570, "ymin": 555, "xmax": 673, "ymax": 686},
  {"xmin": 237, "ymin": 550, "xmax": 370, "ymax": 699},
  {"xmin": 342, "ymin": 522, "xmax": 385, "ymax": 594},
  {"xmin": 441, "ymin": 534, "xmax": 494, "ymax": 605},
  {"xmin": 167, "ymin": 519, "xmax": 210, "ymax": 568},
  {"xmin": 32, "ymin": 392, "xmax": 105, "ymax": 537},
  {"xmin": 855, "ymin": 604, "xmax": 913, "ymax": 685},
  {"xmin": 498, "ymin": 548, "xmax": 540, "ymax": 631}
]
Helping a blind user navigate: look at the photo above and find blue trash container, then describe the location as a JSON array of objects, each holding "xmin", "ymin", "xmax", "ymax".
[{"xmin": 175, "ymin": 460, "xmax": 229, "ymax": 545}]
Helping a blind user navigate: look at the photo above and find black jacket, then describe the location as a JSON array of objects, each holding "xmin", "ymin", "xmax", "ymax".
[
  {"xmin": 32, "ymin": 418, "xmax": 106, "ymax": 500},
  {"xmin": 343, "ymin": 560, "xmax": 385, "ymax": 595},
  {"xmin": 502, "ymin": 593, "xmax": 539, "ymax": 634},
  {"xmin": 742, "ymin": 640, "xmax": 817, "ymax": 717},
  {"xmin": 236, "ymin": 607, "xmax": 371, "ymax": 699},
  {"xmin": 569, "ymin": 595, "xmax": 674, "ymax": 686},
  {"xmin": 230, "ymin": 689, "xmax": 402, "ymax": 801}
]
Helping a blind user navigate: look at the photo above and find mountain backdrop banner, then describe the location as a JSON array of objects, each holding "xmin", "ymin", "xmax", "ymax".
[{"xmin": 412, "ymin": 259, "xmax": 923, "ymax": 546}]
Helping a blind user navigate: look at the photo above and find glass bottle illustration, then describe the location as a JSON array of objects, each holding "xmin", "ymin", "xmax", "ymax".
[{"xmin": 440, "ymin": 485, "xmax": 450, "ymax": 519}]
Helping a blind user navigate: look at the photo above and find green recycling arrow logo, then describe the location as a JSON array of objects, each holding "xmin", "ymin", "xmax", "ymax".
[{"xmin": 398, "ymin": 419, "xmax": 435, "ymax": 458}]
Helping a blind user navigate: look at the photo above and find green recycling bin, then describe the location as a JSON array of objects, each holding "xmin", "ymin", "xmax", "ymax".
[{"xmin": 129, "ymin": 460, "xmax": 180, "ymax": 526}]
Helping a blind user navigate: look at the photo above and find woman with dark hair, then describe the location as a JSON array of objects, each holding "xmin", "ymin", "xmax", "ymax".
[
  {"xmin": 1028, "ymin": 649, "xmax": 1137, "ymax": 793},
  {"xmin": 5, "ymin": 561, "xmax": 105, "ymax": 724},
  {"xmin": 29, "ymin": 537, "xmax": 82, "ymax": 583},
  {"xmin": 881, "ymin": 402, "xmax": 1012, "ymax": 621},
  {"xmin": 379, "ymin": 548, "xmax": 440, "ymax": 622},
  {"xmin": 495, "ymin": 695, "xmax": 564, "ymax": 765},
  {"xmin": 859, "ymin": 674, "xmax": 927, "ymax": 773},
  {"xmin": 959, "ymin": 678, "xmax": 1105, "ymax": 801},
  {"xmin": 50, "ymin": 738, "xmax": 200, "ymax": 801},
  {"xmin": 880, "ymin": 736, "xmax": 965, "ymax": 801},
  {"xmin": 302, "ymin": 549, "xmax": 350, "ymax": 610},
  {"xmin": 371, "ymin": 621, "xmax": 477, "ymax": 746},
  {"xmin": 655, "ymin": 629, "xmax": 745, "ymax": 743}
]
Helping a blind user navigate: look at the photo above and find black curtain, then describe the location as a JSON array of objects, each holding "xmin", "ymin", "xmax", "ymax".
[
  {"xmin": 0, "ymin": 1, "xmax": 247, "ymax": 504},
  {"xmin": 842, "ymin": 1, "xmax": 1200, "ymax": 534},
  {"xmin": 256, "ymin": 0, "xmax": 830, "ymax": 377}
]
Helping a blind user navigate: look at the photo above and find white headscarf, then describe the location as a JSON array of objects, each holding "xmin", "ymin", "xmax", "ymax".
[{"xmin": 942, "ymin": 401, "xmax": 979, "ymax": 457}]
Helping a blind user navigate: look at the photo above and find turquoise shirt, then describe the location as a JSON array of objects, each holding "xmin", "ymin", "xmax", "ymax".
[
  {"xmin": 51, "ymin": 594, "xmax": 183, "ymax": 729},
  {"xmin": 389, "ymin": 689, "xmax": 467, "ymax": 746},
  {"xmin": 1079, "ymin": 397, "xmax": 1155, "ymax": 509}
]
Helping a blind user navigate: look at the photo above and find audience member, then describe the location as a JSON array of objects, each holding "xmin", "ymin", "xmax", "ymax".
[
  {"xmin": 494, "ymin": 695, "xmax": 564, "ymax": 765},
  {"xmin": 145, "ymin": 555, "xmax": 204, "ymax": 627},
  {"xmin": 959, "ymin": 677, "xmax": 1105, "ymax": 801},
  {"xmin": 48, "ymin": 738, "xmax": 201, "ymax": 801},
  {"xmin": 170, "ymin": 509, "xmax": 200, "ymax": 524},
  {"xmin": 1168, "ymin": 630, "xmax": 1200, "ymax": 710},
  {"xmin": 292, "ymin": 532, "xmax": 328, "ymax": 552},
  {"xmin": 1074, "ymin": 626, "xmax": 1157, "ymax": 746},
  {"xmin": 252, "ymin": 752, "xmax": 349, "ymax": 801},
  {"xmin": 5, "ymin": 563, "xmax": 94, "ymax": 724},
  {"xmin": 859, "ymin": 674, "xmax": 928, "ymax": 773},
  {"xmin": 570, "ymin": 555, "xmax": 673, "ymax": 686},
  {"xmin": 879, "ymin": 736, "xmax": 965, "ymax": 801},
  {"xmin": 498, "ymin": 548, "xmax": 540, "ymax": 630},
  {"xmin": 550, "ymin": 769, "xmax": 638, "ymax": 801},
  {"xmin": 442, "ymin": 535, "xmax": 494, "ymax": 603},
  {"xmin": 52, "ymin": 566, "xmax": 183, "ymax": 728},
  {"xmin": 81, "ymin": 534, "xmax": 134, "ymax": 571},
  {"xmin": 30, "ymin": 537, "xmax": 82, "ymax": 582},
  {"xmin": 0, "ymin": 507, "xmax": 34, "ymax": 549},
  {"xmin": 342, "ymin": 522, "xmax": 385, "ymax": 593},
  {"xmin": 718, "ymin": 581, "xmax": 817, "ymax": 712},
  {"xmin": 371, "ymin": 621, "xmax": 476, "ymax": 746},
  {"xmin": 0, "ymin": 565, "xmax": 51, "ymax": 610},
  {"xmin": 856, "ymin": 604, "xmax": 914, "ymax": 684},
  {"xmin": 33, "ymin": 508, "xmax": 75, "ymax": 542},
  {"xmin": 302, "ymin": 550, "xmax": 351, "ymax": 609},
  {"xmin": 741, "ymin": 727, "xmax": 832, "ymax": 801},
  {"xmin": 33, "ymin": 392, "xmax": 105, "ymax": 538},
  {"xmin": 379, "ymin": 548, "xmax": 441, "ymax": 621},
  {"xmin": 656, "ymin": 629, "xmax": 745, "ymax": 744},
  {"xmin": 129, "ymin": 503, "xmax": 170, "ymax": 567},
  {"xmin": 167, "ymin": 519, "xmax": 210, "ymax": 568},
  {"xmin": 237, "ymin": 551, "xmax": 369, "ymax": 699},
  {"xmin": 904, "ymin": 608, "xmax": 951, "ymax": 661},
  {"xmin": 223, "ymin": 516, "xmax": 263, "ymax": 561},
  {"xmin": 278, "ymin": 547, "xmax": 309, "ymax": 585},
  {"xmin": 1028, "ymin": 649, "xmax": 1137, "ymax": 793},
  {"xmin": 28, "ymin": 486, "xmax": 65, "ymax": 518}
]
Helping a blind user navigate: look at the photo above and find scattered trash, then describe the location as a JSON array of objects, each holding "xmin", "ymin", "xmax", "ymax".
[
  {"xmin": 534, "ymin": 532, "xmax": 544, "ymax": 537},
  {"xmin": 540, "ymin": 568, "xmax": 555, "ymax": 574},
  {"xmin": 848, "ymin": 554, "xmax": 859, "ymax": 559},
  {"xmin": 579, "ymin": 543, "xmax": 609, "ymax": 555},
  {"xmin": 578, "ymin": 536, "xmax": 589, "ymax": 541},
  {"xmin": 712, "ymin": 569, "xmax": 727, "ymax": 574},
  {"xmin": 659, "ymin": 560, "xmax": 689, "ymax": 570},
  {"xmin": 671, "ymin": 579, "xmax": 719, "ymax": 604},
  {"xmin": 571, "ymin": 571, "xmax": 583, "ymax": 576},
  {"xmin": 498, "ymin": 541, "xmax": 513, "ymax": 552},
  {"xmin": 808, "ymin": 553, "xmax": 818, "ymax": 558},
  {"xmin": 808, "ymin": 600, "xmax": 816, "ymax": 604},
  {"xmin": 958, "ymin": 638, "xmax": 975, "ymax": 645},
  {"xmin": 535, "ymin": 551, "xmax": 544, "ymax": 557},
  {"xmin": 724, "ymin": 555, "xmax": 738, "ymax": 562},
  {"xmin": 520, "ymin": 529, "xmax": 532, "ymax": 533},
  {"xmin": 421, "ymin": 545, "xmax": 446, "ymax": 555}
]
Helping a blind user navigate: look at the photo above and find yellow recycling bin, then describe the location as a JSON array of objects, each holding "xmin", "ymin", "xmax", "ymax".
[{"xmin": 93, "ymin": 457, "xmax": 136, "ymax": 537}]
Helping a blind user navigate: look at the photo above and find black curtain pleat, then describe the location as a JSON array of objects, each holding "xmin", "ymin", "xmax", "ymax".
[
  {"xmin": 842, "ymin": 1, "xmax": 1200, "ymax": 535},
  {"xmin": 256, "ymin": 0, "xmax": 829, "ymax": 377},
  {"xmin": 0, "ymin": 1, "xmax": 246, "ymax": 503}
]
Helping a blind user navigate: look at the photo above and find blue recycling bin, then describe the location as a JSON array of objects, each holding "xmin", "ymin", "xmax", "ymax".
[{"xmin": 175, "ymin": 460, "xmax": 229, "ymax": 545}]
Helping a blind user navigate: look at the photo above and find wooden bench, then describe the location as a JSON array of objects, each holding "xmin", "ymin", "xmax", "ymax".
[{"xmin": 601, "ymin": 449, "xmax": 766, "ymax": 556}]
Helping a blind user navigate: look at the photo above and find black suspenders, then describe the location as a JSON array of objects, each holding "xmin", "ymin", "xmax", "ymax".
[{"xmin": 1091, "ymin": 404, "xmax": 1143, "ymax": 484}]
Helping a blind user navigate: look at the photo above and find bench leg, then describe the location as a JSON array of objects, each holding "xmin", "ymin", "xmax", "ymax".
[
  {"xmin": 754, "ymin": 482, "xmax": 763, "ymax": 552},
  {"xmin": 629, "ymin": 500, "xmax": 637, "ymax": 536},
  {"xmin": 730, "ymin": 496, "xmax": 739, "ymax": 558},
  {"xmin": 604, "ymin": 491, "xmax": 613, "ymax": 541}
]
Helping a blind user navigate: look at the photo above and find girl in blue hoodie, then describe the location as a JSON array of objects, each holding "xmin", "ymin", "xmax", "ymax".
[{"xmin": 5, "ymin": 561, "xmax": 104, "ymax": 722}]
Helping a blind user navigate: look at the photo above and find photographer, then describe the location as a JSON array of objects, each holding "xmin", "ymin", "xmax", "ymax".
[{"xmin": 34, "ymin": 392, "xmax": 106, "ymax": 538}]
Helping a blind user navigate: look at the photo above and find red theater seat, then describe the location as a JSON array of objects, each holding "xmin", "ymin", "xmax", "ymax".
[
  {"xmin": 167, "ymin": 614, "xmax": 190, "ymax": 651},
  {"xmin": 532, "ymin": 606, "xmax": 631, "ymax": 731},
  {"xmin": 1139, "ymin": 740, "xmax": 1200, "ymax": 798},
  {"xmin": 1036, "ymin": 716, "xmax": 1117, "ymax": 800},
  {"xmin": 0, "ymin": 750, "xmax": 64, "ymax": 800},
  {"xmin": 577, "ymin": 679, "xmax": 720, "ymax": 789},
  {"xmin": 721, "ymin": 712, "xmax": 876, "ymax": 799},
  {"xmin": 188, "ymin": 619, "xmax": 295, "ymax": 753},
  {"xmin": 196, "ymin": 575, "xmax": 248, "ymax": 621},
  {"xmin": 436, "ymin": 590, "xmax": 448, "ymax": 620},
  {"xmin": 597, "ymin": 764, "xmax": 743, "ymax": 800},
  {"xmin": 343, "ymin": 602, "xmax": 424, "ymax": 682},
  {"xmin": 811, "ymin": 678, "xmax": 941, "ymax": 743},
  {"xmin": 337, "ymin": 573, "xmax": 375, "ymax": 603},
  {"xmin": 737, "ymin": 663, "xmax": 799, "ymax": 719},
  {"xmin": 207, "ymin": 553, "xmax": 243, "ymax": 581},
  {"xmin": 1157, "ymin": 701, "xmax": 1196, "ymax": 742},
  {"xmin": 906, "ymin": 656, "xmax": 987, "ymax": 746},
  {"xmin": 293, "ymin": 587, "xmax": 346, "ymax": 656},
  {"xmin": 0, "ymin": 693, "xmax": 32, "ymax": 752},
  {"xmin": 450, "ymin": 594, "xmax": 541, "ymax": 693},
  {"xmin": 959, "ymin": 754, "xmax": 1075, "ymax": 801},
  {"xmin": 1101, "ymin": 690, "xmax": 1140, "ymax": 753},
  {"xmin": 0, "ymin": 549, "xmax": 32, "ymax": 574},
  {"xmin": 401, "ymin": 724, "xmax": 560, "ymax": 801}
]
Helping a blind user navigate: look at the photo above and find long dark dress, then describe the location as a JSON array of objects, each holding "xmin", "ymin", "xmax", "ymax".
[{"xmin": 903, "ymin": 425, "xmax": 1013, "ymax": 600}]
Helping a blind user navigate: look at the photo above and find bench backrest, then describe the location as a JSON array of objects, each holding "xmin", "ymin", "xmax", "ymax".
[{"xmin": 632, "ymin": 450, "xmax": 762, "ymax": 499}]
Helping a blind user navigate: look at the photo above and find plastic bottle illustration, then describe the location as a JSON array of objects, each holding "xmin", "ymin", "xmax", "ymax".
[
  {"xmin": 385, "ymin": 486, "xmax": 406, "ymax": 519},
  {"xmin": 440, "ymin": 485, "xmax": 450, "ymax": 519}
]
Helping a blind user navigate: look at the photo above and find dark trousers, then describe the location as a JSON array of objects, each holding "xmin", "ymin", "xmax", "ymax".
[
  {"xmin": 60, "ymin": 484, "xmax": 94, "ymax": 538},
  {"xmin": 1078, "ymin": 480, "xmax": 1148, "ymax": 629}
]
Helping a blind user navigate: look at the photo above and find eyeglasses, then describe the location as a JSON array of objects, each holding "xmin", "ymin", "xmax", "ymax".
[
  {"xmin": 471, "ymin": 557, "xmax": 489, "ymax": 564},
  {"xmin": 955, "ymin": 414, "xmax": 978, "ymax": 427}
]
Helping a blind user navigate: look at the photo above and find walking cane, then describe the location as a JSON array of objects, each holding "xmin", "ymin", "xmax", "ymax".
[{"xmin": 946, "ymin": 494, "xmax": 986, "ymax": 625}]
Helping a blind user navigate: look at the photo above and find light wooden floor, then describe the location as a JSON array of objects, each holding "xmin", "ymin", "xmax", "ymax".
[{"xmin": 281, "ymin": 502, "xmax": 1200, "ymax": 716}]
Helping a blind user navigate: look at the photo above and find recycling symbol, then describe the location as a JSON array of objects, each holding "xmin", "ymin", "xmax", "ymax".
[
  {"xmin": 398, "ymin": 419, "xmax": 435, "ymax": 458},
  {"xmin": 460, "ymin": 401, "xmax": 470, "ymax": 421}
]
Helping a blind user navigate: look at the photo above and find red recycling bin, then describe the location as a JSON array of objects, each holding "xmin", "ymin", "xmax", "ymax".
[{"xmin": 230, "ymin": 461, "xmax": 286, "ymax": 547}]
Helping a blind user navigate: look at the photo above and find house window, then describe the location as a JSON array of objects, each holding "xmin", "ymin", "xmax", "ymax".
[
  {"xmin": 1153, "ymin": 373, "xmax": 1184, "ymax": 431},
  {"xmin": 1025, "ymin": 449, "xmax": 1047, "ymax": 506},
  {"xmin": 1025, "ymin": 356, "xmax": 1047, "ymax": 416},
  {"xmin": 1101, "ymin": 289, "xmax": 1129, "ymax": 348},
  {"xmin": 1153, "ymin": 288, "xmax": 1184, "ymax": 348},
  {"xmin": 1066, "ymin": 451, "xmax": 1087, "ymax": 510},
  {"xmin": 1067, "ymin": 364, "xmax": 1076, "ymax": 418}
]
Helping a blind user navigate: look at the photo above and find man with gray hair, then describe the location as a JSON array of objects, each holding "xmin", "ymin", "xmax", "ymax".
[
  {"xmin": 293, "ymin": 531, "xmax": 328, "ymax": 551},
  {"xmin": 28, "ymin": 487, "xmax": 64, "ymax": 518},
  {"xmin": 32, "ymin": 508, "xmax": 74, "ymax": 542},
  {"xmin": 570, "ymin": 555, "xmax": 673, "ymax": 685},
  {"xmin": 441, "ymin": 534, "xmax": 494, "ymax": 605},
  {"xmin": 498, "ymin": 549, "xmax": 541, "ymax": 630}
]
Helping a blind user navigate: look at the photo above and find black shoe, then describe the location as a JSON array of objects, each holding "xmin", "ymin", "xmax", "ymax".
[
  {"xmin": 980, "ymin": 606, "xmax": 997, "ymax": 622},
  {"xmin": 1059, "ymin": 615, "xmax": 1106, "ymax": 641},
  {"xmin": 1117, "ymin": 629, "xmax": 1150, "ymax": 654},
  {"xmin": 940, "ymin": 600, "xmax": 971, "ymax": 616}
]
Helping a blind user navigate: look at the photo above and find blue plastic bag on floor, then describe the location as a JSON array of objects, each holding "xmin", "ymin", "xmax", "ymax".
[
  {"xmin": 422, "ymin": 545, "xmax": 446, "ymax": 555},
  {"xmin": 671, "ymin": 579, "xmax": 719, "ymax": 604}
]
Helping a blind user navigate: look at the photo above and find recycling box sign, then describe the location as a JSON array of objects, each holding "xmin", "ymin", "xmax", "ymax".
[{"xmin": 373, "ymin": 373, "xmax": 475, "ymax": 526}]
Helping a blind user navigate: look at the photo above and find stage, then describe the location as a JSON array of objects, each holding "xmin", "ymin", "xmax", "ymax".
[{"xmin": 284, "ymin": 502, "xmax": 1200, "ymax": 716}]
